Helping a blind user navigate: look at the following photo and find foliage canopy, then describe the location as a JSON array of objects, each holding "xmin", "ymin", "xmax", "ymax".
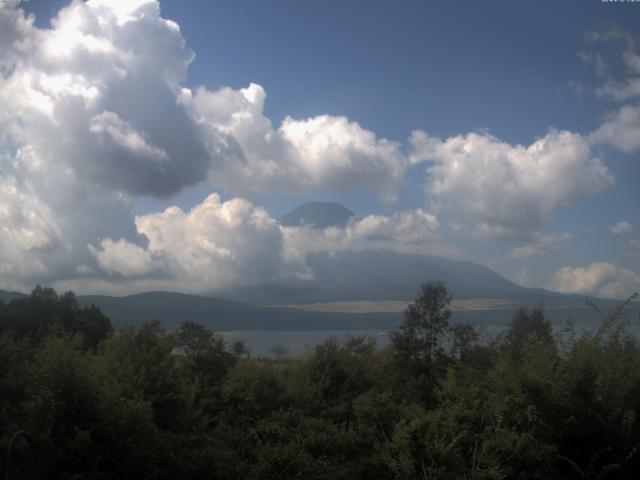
[{"xmin": 1, "ymin": 284, "xmax": 639, "ymax": 479}]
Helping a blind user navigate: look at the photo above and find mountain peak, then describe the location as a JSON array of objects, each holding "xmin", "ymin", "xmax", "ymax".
[{"xmin": 278, "ymin": 202, "xmax": 355, "ymax": 228}]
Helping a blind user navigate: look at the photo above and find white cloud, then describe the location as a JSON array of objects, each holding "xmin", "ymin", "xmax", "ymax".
[
  {"xmin": 0, "ymin": 140, "xmax": 145, "ymax": 292},
  {"xmin": 83, "ymin": 193, "xmax": 451, "ymax": 293},
  {"xmin": 282, "ymin": 208, "xmax": 449, "ymax": 259},
  {"xmin": 609, "ymin": 221, "xmax": 634, "ymax": 236},
  {"xmin": 0, "ymin": 1, "xmax": 409, "ymax": 292},
  {"xmin": 79, "ymin": 193, "xmax": 292, "ymax": 293},
  {"xmin": 0, "ymin": 1, "xmax": 631, "ymax": 295},
  {"xmin": 591, "ymin": 104, "xmax": 640, "ymax": 153},
  {"xmin": 1, "ymin": 0, "xmax": 406, "ymax": 206},
  {"xmin": 89, "ymin": 111, "xmax": 170, "ymax": 163},
  {"xmin": 597, "ymin": 78, "xmax": 640, "ymax": 103},
  {"xmin": 89, "ymin": 238, "xmax": 158, "ymax": 278},
  {"xmin": 588, "ymin": 28, "xmax": 640, "ymax": 102},
  {"xmin": 1, "ymin": 0, "xmax": 209, "ymax": 198},
  {"xmin": 86, "ymin": 0, "xmax": 156, "ymax": 25},
  {"xmin": 508, "ymin": 245, "xmax": 538, "ymax": 260},
  {"xmin": 188, "ymin": 83, "xmax": 406, "ymax": 200},
  {"xmin": 132, "ymin": 193, "xmax": 295, "ymax": 290},
  {"xmin": 0, "ymin": 170, "xmax": 65, "ymax": 286},
  {"xmin": 549, "ymin": 262, "xmax": 640, "ymax": 299},
  {"xmin": 508, "ymin": 232, "xmax": 572, "ymax": 259},
  {"xmin": 281, "ymin": 115, "xmax": 405, "ymax": 200},
  {"xmin": 410, "ymin": 129, "xmax": 613, "ymax": 239},
  {"xmin": 585, "ymin": 31, "xmax": 640, "ymax": 153},
  {"xmin": 595, "ymin": 45, "xmax": 640, "ymax": 102}
]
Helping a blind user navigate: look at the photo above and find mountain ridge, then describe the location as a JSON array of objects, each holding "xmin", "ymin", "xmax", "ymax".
[
  {"xmin": 1, "ymin": 285, "xmax": 634, "ymax": 332},
  {"xmin": 217, "ymin": 250, "xmax": 535, "ymax": 304}
]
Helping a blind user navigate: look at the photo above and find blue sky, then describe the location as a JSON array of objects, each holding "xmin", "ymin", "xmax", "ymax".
[
  {"xmin": 163, "ymin": 0, "xmax": 635, "ymax": 138},
  {"xmin": 2, "ymin": 0, "xmax": 639, "ymax": 297}
]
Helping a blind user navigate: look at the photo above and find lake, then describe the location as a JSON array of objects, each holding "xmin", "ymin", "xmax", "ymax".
[{"xmin": 220, "ymin": 320, "xmax": 640, "ymax": 358}]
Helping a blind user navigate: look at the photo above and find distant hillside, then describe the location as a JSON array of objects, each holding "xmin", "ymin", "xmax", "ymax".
[
  {"xmin": 278, "ymin": 202, "xmax": 355, "ymax": 228},
  {"xmin": 217, "ymin": 250, "xmax": 562, "ymax": 305},
  {"xmin": 3, "ymin": 287, "xmax": 635, "ymax": 332},
  {"xmin": 72, "ymin": 290, "xmax": 638, "ymax": 331},
  {"xmin": 76, "ymin": 291, "xmax": 400, "ymax": 330},
  {"xmin": 8, "ymin": 288, "xmax": 399, "ymax": 331},
  {"xmin": 0, "ymin": 289, "xmax": 27, "ymax": 303}
]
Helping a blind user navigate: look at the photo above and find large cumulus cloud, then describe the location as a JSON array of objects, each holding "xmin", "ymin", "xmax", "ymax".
[
  {"xmin": 0, "ymin": 0, "xmax": 407, "ymax": 292},
  {"xmin": 1, "ymin": 0, "xmax": 406, "ymax": 201},
  {"xmin": 0, "ymin": 0, "xmax": 634, "ymax": 296},
  {"xmin": 281, "ymin": 209, "xmax": 445, "ymax": 258},
  {"xmin": 1, "ymin": 0, "xmax": 209, "ymax": 197},
  {"xmin": 549, "ymin": 262, "xmax": 640, "ymax": 299},
  {"xmin": 133, "ymin": 194, "xmax": 290, "ymax": 289},
  {"xmin": 0, "ymin": 166, "xmax": 65, "ymax": 287},
  {"xmin": 410, "ymin": 129, "xmax": 613, "ymax": 239},
  {"xmin": 407, "ymin": 30, "xmax": 640, "ymax": 246},
  {"xmin": 186, "ymin": 83, "xmax": 406, "ymax": 200},
  {"xmin": 85, "ymin": 194, "xmax": 450, "ymax": 294}
]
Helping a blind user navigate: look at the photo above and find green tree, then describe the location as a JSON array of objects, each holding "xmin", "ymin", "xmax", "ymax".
[
  {"xmin": 176, "ymin": 320, "xmax": 214, "ymax": 354},
  {"xmin": 390, "ymin": 281, "xmax": 452, "ymax": 404},
  {"xmin": 392, "ymin": 281, "xmax": 452, "ymax": 362},
  {"xmin": 450, "ymin": 322, "xmax": 479, "ymax": 361},
  {"xmin": 504, "ymin": 307, "xmax": 553, "ymax": 358},
  {"xmin": 0, "ymin": 286, "xmax": 112, "ymax": 347}
]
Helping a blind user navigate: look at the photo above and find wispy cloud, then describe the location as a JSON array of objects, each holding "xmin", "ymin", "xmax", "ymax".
[{"xmin": 609, "ymin": 221, "xmax": 634, "ymax": 236}]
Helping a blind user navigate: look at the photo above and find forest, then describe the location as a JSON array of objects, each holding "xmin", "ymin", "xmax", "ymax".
[{"xmin": 1, "ymin": 283, "xmax": 639, "ymax": 479}]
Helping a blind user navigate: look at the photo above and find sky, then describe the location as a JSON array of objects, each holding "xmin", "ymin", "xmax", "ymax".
[{"xmin": 1, "ymin": 0, "xmax": 639, "ymax": 298}]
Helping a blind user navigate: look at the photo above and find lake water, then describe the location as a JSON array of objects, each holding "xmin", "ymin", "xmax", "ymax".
[
  {"xmin": 220, "ymin": 321, "xmax": 640, "ymax": 358},
  {"xmin": 219, "ymin": 326, "xmax": 506, "ymax": 358},
  {"xmin": 220, "ymin": 330, "xmax": 393, "ymax": 358}
]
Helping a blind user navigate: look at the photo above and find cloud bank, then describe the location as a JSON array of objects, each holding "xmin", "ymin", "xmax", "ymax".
[
  {"xmin": 549, "ymin": 262, "xmax": 640, "ymax": 299},
  {"xmin": 187, "ymin": 84, "xmax": 406, "ymax": 200},
  {"xmin": 0, "ymin": 0, "xmax": 409, "ymax": 292},
  {"xmin": 0, "ymin": 1, "xmax": 635, "ymax": 298},
  {"xmin": 85, "ymin": 195, "xmax": 452, "ymax": 294},
  {"xmin": 410, "ymin": 129, "xmax": 613, "ymax": 239}
]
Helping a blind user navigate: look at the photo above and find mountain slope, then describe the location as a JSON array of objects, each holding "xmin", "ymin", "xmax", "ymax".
[
  {"xmin": 76, "ymin": 291, "xmax": 399, "ymax": 330},
  {"xmin": 219, "ymin": 250, "xmax": 536, "ymax": 304},
  {"xmin": 278, "ymin": 202, "xmax": 355, "ymax": 228},
  {"xmin": 4, "ymin": 287, "xmax": 634, "ymax": 332},
  {"xmin": 78, "ymin": 288, "xmax": 636, "ymax": 331},
  {"xmin": 0, "ymin": 289, "xmax": 28, "ymax": 303},
  {"xmin": 272, "ymin": 202, "xmax": 566, "ymax": 305}
]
